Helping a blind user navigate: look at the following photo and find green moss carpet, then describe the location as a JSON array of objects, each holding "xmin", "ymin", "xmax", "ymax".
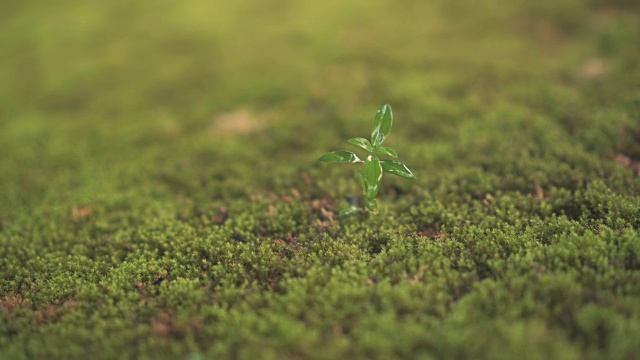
[{"xmin": 1, "ymin": 0, "xmax": 639, "ymax": 358}]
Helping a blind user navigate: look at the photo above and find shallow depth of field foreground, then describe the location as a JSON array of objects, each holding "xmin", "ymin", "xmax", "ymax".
[{"xmin": 1, "ymin": 0, "xmax": 640, "ymax": 359}]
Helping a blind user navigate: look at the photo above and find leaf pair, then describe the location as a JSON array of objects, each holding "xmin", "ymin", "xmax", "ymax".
[{"xmin": 319, "ymin": 104, "xmax": 415, "ymax": 215}]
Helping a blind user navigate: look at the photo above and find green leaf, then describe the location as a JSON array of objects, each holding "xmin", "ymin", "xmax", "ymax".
[
  {"xmin": 339, "ymin": 206, "xmax": 360, "ymax": 216},
  {"xmin": 365, "ymin": 198, "xmax": 378, "ymax": 211},
  {"xmin": 348, "ymin": 137, "xmax": 373, "ymax": 152},
  {"xmin": 355, "ymin": 169, "xmax": 366, "ymax": 193},
  {"xmin": 375, "ymin": 146, "xmax": 397, "ymax": 158},
  {"xmin": 380, "ymin": 160, "xmax": 416, "ymax": 179},
  {"xmin": 371, "ymin": 104, "xmax": 393, "ymax": 147},
  {"xmin": 365, "ymin": 155, "xmax": 382, "ymax": 200},
  {"xmin": 319, "ymin": 151, "xmax": 363, "ymax": 163}
]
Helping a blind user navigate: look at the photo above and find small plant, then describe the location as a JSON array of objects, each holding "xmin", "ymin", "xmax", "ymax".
[{"xmin": 319, "ymin": 104, "xmax": 415, "ymax": 215}]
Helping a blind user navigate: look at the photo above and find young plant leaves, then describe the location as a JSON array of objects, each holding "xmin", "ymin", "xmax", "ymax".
[
  {"xmin": 318, "ymin": 104, "xmax": 414, "ymax": 215},
  {"xmin": 380, "ymin": 160, "xmax": 416, "ymax": 179},
  {"xmin": 339, "ymin": 205, "xmax": 360, "ymax": 216},
  {"xmin": 355, "ymin": 169, "xmax": 366, "ymax": 193},
  {"xmin": 375, "ymin": 146, "xmax": 398, "ymax": 158},
  {"xmin": 348, "ymin": 137, "xmax": 373, "ymax": 152},
  {"xmin": 365, "ymin": 155, "xmax": 383, "ymax": 200},
  {"xmin": 365, "ymin": 198, "xmax": 378, "ymax": 211},
  {"xmin": 371, "ymin": 104, "xmax": 393, "ymax": 147},
  {"xmin": 319, "ymin": 151, "xmax": 363, "ymax": 163}
]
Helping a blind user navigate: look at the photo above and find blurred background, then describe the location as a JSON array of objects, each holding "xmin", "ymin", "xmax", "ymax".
[{"xmin": 1, "ymin": 0, "xmax": 639, "ymax": 213}]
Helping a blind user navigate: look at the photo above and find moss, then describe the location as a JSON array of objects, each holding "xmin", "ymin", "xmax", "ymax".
[{"xmin": 1, "ymin": 0, "xmax": 640, "ymax": 358}]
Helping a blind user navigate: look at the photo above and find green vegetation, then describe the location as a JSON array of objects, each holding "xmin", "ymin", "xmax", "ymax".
[
  {"xmin": 1, "ymin": 0, "xmax": 639, "ymax": 359},
  {"xmin": 319, "ymin": 104, "xmax": 415, "ymax": 214}
]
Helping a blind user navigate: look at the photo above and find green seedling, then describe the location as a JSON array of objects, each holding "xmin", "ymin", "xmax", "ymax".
[{"xmin": 319, "ymin": 104, "xmax": 415, "ymax": 215}]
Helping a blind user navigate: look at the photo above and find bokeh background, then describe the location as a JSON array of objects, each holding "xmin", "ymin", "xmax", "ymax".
[
  {"xmin": 1, "ymin": 0, "xmax": 638, "ymax": 208},
  {"xmin": 0, "ymin": 0, "xmax": 638, "ymax": 211}
]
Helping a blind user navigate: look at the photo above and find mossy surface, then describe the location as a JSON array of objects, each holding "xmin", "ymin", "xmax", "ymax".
[{"xmin": 1, "ymin": 0, "xmax": 640, "ymax": 359}]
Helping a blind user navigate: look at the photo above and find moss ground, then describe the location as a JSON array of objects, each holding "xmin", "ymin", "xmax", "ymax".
[{"xmin": 1, "ymin": 0, "xmax": 640, "ymax": 359}]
